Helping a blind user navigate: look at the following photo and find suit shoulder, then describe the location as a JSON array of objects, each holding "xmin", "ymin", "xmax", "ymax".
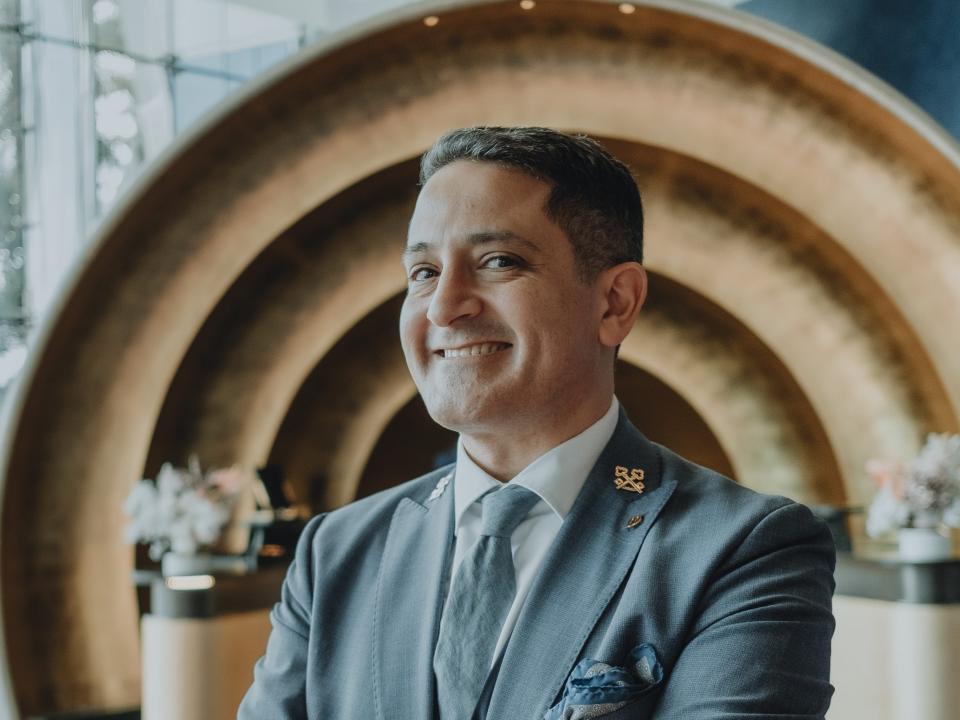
[
  {"xmin": 651, "ymin": 442, "xmax": 835, "ymax": 576},
  {"xmin": 654, "ymin": 440, "xmax": 820, "ymax": 529},
  {"xmin": 306, "ymin": 462, "xmax": 454, "ymax": 534}
]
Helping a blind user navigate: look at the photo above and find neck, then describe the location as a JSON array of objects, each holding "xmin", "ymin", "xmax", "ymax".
[{"xmin": 460, "ymin": 393, "xmax": 613, "ymax": 481}]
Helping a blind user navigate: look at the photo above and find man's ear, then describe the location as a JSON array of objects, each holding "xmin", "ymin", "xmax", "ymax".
[{"xmin": 597, "ymin": 262, "xmax": 647, "ymax": 348}]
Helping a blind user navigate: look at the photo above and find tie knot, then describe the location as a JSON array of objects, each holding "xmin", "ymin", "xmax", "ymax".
[{"xmin": 480, "ymin": 484, "xmax": 540, "ymax": 538}]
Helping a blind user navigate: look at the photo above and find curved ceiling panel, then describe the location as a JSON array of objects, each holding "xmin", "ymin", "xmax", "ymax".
[
  {"xmin": 608, "ymin": 139, "xmax": 951, "ymax": 500},
  {"xmin": 2, "ymin": 1, "xmax": 957, "ymax": 713}
]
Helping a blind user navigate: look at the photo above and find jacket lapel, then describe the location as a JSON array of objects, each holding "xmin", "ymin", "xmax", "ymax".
[
  {"xmin": 373, "ymin": 467, "xmax": 455, "ymax": 720},
  {"xmin": 485, "ymin": 411, "xmax": 678, "ymax": 719}
]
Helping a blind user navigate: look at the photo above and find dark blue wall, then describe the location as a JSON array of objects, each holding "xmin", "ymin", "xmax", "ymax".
[{"xmin": 741, "ymin": 0, "xmax": 960, "ymax": 141}]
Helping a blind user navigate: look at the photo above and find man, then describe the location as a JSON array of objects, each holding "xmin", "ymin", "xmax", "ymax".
[{"xmin": 239, "ymin": 127, "xmax": 835, "ymax": 719}]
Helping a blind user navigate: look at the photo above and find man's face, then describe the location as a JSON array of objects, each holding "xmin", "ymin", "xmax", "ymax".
[{"xmin": 400, "ymin": 160, "xmax": 607, "ymax": 437}]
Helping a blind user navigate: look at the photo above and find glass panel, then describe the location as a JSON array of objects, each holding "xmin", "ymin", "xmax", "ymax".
[
  {"xmin": 20, "ymin": 1, "xmax": 172, "ymax": 62},
  {"xmin": 327, "ymin": 0, "xmax": 413, "ymax": 31},
  {"xmin": 89, "ymin": 0, "xmax": 172, "ymax": 63},
  {"xmin": 0, "ymin": 30, "xmax": 26, "ymax": 349},
  {"xmin": 93, "ymin": 50, "xmax": 171, "ymax": 215},
  {"xmin": 172, "ymin": 69, "xmax": 237, "ymax": 134},
  {"xmin": 0, "ymin": 0, "xmax": 18, "ymax": 26},
  {"xmin": 173, "ymin": 0, "xmax": 299, "ymax": 75},
  {"xmin": 0, "ymin": 25, "xmax": 27, "ymax": 391},
  {"xmin": 172, "ymin": 0, "xmax": 227, "ymax": 74},
  {"xmin": 20, "ymin": 37, "xmax": 92, "ymax": 325},
  {"xmin": 222, "ymin": 38, "xmax": 299, "ymax": 81},
  {"xmin": 21, "ymin": 0, "xmax": 86, "ymax": 47}
]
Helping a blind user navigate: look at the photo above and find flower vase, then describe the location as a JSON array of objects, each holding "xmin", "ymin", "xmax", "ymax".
[
  {"xmin": 897, "ymin": 527, "xmax": 952, "ymax": 561},
  {"xmin": 162, "ymin": 552, "xmax": 217, "ymax": 577},
  {"xmin": 161, "ymin": 551, "xmax": 249, "ymax": 577}
]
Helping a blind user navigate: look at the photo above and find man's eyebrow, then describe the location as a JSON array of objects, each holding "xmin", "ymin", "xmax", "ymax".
[
  {"xmin": 403, "ymin": 231, "xmax": 542, "ymax": 259},
  {"xmin": 467, "ymin": 230, "xmax": 542, "ymax": 253},
  {"xmin": 403, "ymin": 242, "xmax": 431, "ymax": 260}
]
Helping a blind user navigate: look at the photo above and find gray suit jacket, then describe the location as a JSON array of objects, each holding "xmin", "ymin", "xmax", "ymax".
[{"xmin": 239, "ymin": 410, "xmax": 835, "ymax": 719}]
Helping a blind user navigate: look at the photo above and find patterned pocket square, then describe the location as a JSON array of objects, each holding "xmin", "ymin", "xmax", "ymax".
[{"xmin": 542, "ymin": 643, "xmax": 664, "ymax": 720}]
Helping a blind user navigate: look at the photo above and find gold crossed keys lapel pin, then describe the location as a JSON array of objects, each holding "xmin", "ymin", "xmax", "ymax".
[
  {"xmin": 615, "ymin": 466, "xmax": 647, "ymax": 530},
  {"xmin": 614, "ymin": 465, "xmax": 646, "ymax": 495}
]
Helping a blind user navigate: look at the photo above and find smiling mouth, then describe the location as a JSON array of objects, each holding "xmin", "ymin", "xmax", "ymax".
[{"xmin": 435, "ymin": 342, "xmax": 512, "ymax": 359}]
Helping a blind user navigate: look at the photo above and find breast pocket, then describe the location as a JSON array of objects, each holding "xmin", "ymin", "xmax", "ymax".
[{"xmin": 544, "ymin": 644, "xmax": 665, "ymax": 720}]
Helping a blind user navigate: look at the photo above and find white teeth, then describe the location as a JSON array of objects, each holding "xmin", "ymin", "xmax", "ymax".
[{"xmin": 442, "ymin": 343, "xmax": 509, "ymax": 358}]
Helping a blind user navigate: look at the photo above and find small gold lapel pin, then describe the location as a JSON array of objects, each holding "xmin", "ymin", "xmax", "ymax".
[
  {"xmin": 626, "ymin": 514, "xmax": 644, "ymax": 529},
  {"xmin": 614, "ymin": 465, "xmax": 646, "ymax": 495}
]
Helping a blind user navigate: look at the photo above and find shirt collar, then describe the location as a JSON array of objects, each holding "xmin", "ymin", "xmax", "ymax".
[{"xmin": 452, "ymin": 397, "xmax": 620, "ymax": 533}]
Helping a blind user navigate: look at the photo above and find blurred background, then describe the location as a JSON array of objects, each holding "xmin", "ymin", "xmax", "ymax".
[{"xmin": 0, "ymin": 0, "xmax": 958, "ymax": 717}]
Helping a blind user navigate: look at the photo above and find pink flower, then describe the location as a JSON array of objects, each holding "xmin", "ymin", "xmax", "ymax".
[
  {"xmin": 866, "ymin": 459, "xmax": 906, "ymax": 500},
  {"xmin": 209, "ymin": 466, "xmax": 246, "ymax": 495}
]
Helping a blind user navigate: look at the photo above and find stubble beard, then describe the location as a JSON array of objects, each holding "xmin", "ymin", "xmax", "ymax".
[{"xmin": 418, "ymin": 363, "xmax": 515, "ymax": 436}]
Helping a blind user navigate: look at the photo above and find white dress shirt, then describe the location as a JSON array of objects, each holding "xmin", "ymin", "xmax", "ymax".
[{"xmin": 442, "ymin": 396, "xmax": 620, "ymax": 667}]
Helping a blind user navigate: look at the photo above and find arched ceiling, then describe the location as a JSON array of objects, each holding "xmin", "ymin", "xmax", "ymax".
[{"xmin": 1, "ymin": 0, "xmax": 958, "ymax": 714}]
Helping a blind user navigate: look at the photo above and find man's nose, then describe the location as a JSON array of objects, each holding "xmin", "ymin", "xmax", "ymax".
[{"xmin": 426, "ymin": 267, "xmax": 482, "ymax": 326}]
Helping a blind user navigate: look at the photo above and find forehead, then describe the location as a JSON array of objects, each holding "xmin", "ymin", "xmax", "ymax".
[{"xmin": 407, "ymin": 160, "xmax": 562, "ymax": 245}]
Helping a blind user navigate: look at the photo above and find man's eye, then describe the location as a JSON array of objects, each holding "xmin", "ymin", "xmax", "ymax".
[
  {"xmin": 483, "ymin": 255, "xmax": 518, "ymax": 269},
  {"xmin": 409, "ymin": 266, "xmax": 438, "ymax": 282}
]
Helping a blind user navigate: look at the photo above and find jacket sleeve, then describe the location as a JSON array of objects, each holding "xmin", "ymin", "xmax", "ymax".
[
  {"xmin": 652, "ymin": 501, "xmax": 837, "ymax": 719},
  {"xmin": 237, "ymin": 513, "xmax": 327, "ymax": 719}
]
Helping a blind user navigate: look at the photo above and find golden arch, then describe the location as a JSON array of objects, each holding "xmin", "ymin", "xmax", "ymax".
[{"xmin": 2, "ymin": 0, "xmax": 958, "ymax": 713}]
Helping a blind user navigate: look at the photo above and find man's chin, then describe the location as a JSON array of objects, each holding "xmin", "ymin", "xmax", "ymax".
[
  {"xmin": 422, "ymin": 396, "xmax": 501, "ymax": 435},
  {"xmin": 423, "ymin": 405, "xmax": 476, "ymax": 434}
]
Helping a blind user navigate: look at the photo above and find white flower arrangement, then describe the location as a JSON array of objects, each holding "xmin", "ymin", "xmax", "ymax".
[
  {"xmin": 123, "ymin": 455, "xmax": 252, "ymax": 560},
  {"xmin": 866, "ymin": 433, "xmax": 960, "ymax": 538}
]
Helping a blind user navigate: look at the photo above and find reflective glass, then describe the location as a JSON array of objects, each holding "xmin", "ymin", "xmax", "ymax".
[
  {"xmin": 89, "ymin": 0, "xmax": 172, "ymax": 62},
  {"xmin": 93, "ymin": 52, "xmax": 171, "ymax": 215},
  {"xmin": 172, "ymin": 70, "xmax": 240, "ymax": 133},
  {"xmin": 20, "ymin": 36, "xmax": 92, "ymax": 324},
  {"xmin": 173, "ymin": 0, "xmax": 299, "ymax": 74},
  {"xmin": 0, "ymin": 0, "xmax": 18, "ymax": 26},
  {"xmin": 326, "ymin": 0, "xmax": 412, "ymax": 31},
  {"xmin": 221, "ymin": 38, "xmax": 299, "ymax": 81},
  {"xmin": 0, "ymin": 30, "xmax": 25, "ymax": 345},
  {"xmin": 20, "ymin": 0, "xmax": 85, "ymax": 46}
]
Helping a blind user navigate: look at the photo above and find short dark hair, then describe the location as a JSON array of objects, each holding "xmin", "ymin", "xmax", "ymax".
[{"xmin": 419, "ymin": 126, "xmax": 643, "ymax": 280}]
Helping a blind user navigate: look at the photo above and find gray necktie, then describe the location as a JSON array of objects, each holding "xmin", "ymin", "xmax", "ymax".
[{"xmin": 434, "ymin": 484, "xmax": 541, "ymax": 720}]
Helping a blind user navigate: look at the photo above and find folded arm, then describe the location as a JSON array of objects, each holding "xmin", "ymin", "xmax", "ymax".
[
  {"xmin": 237, "ymin": 513, "xmax": 326, "ymax": 719},
  {"xmin": 653, "ymin": 501, "xmax": 836, "ymax": 719}
]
